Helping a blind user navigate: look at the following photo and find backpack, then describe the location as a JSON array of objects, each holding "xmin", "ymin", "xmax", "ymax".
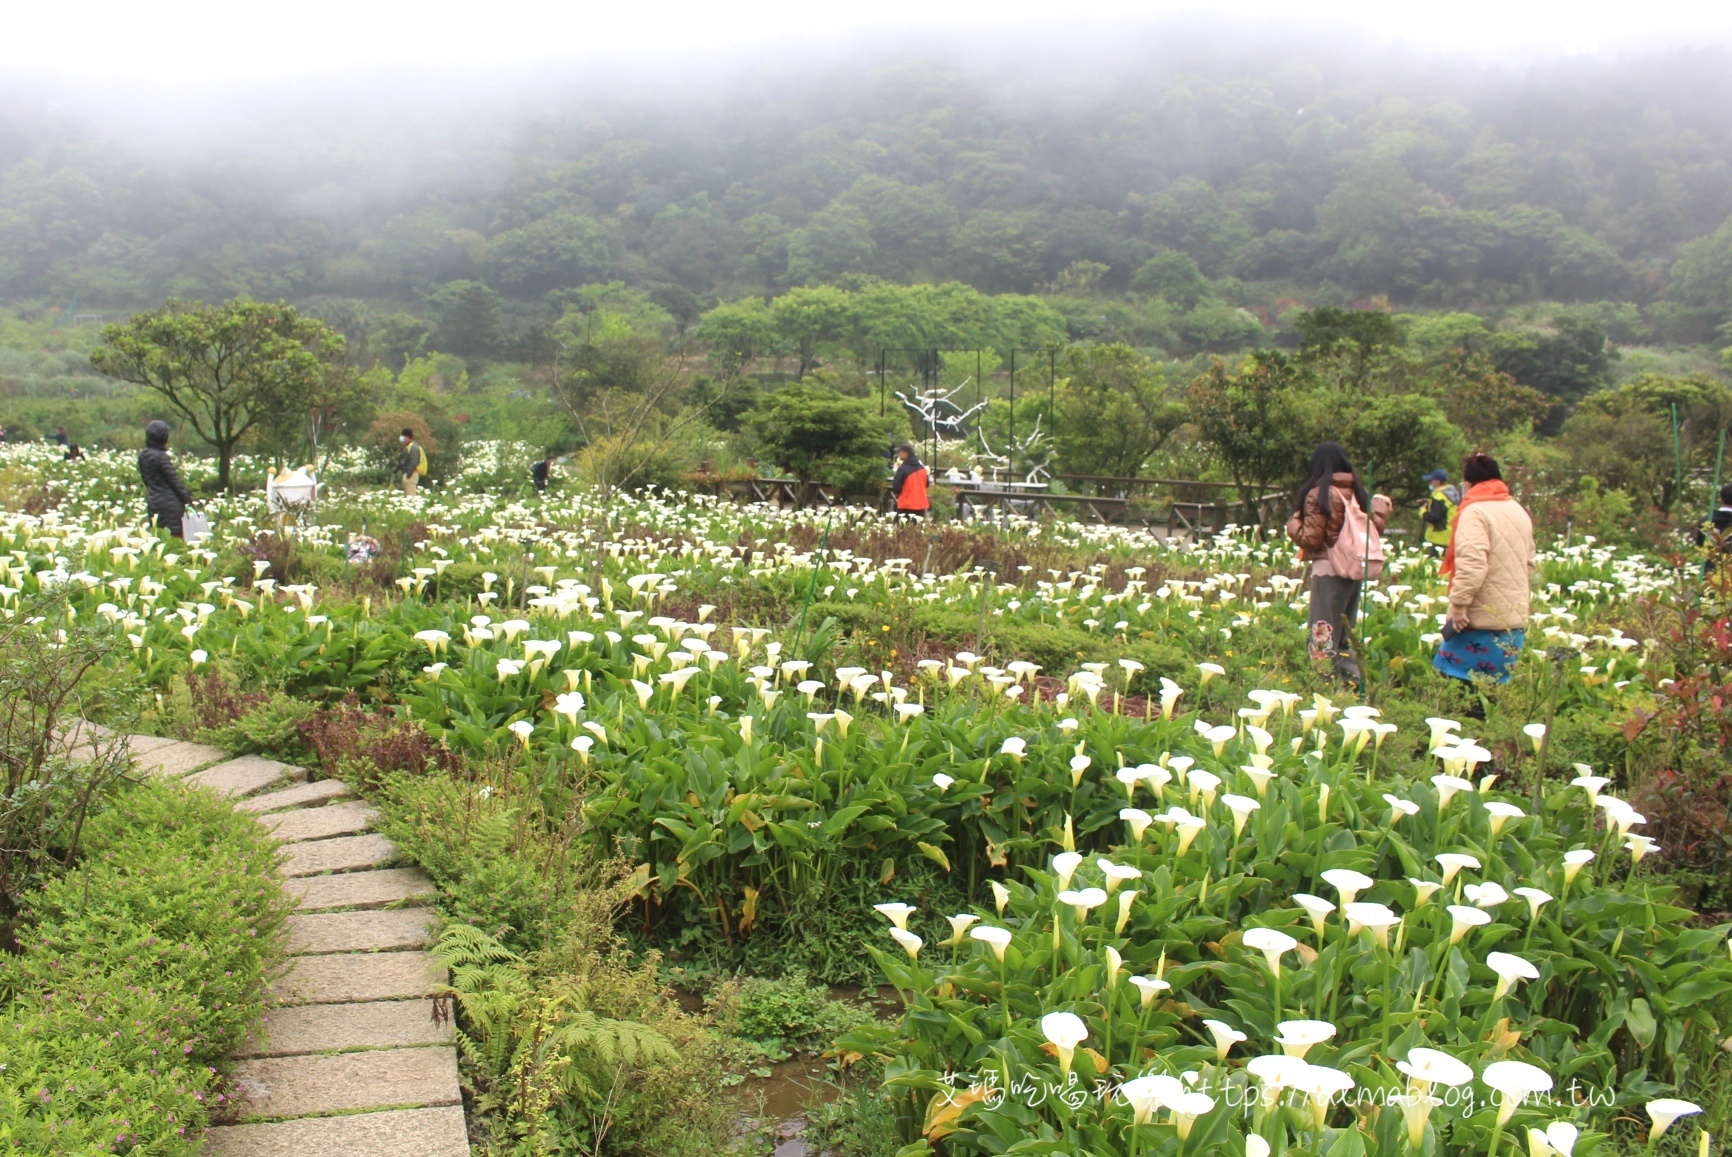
[
  {"xmin": 1324, "ymin": 490, "xmax": 1385, "ymax": 580},
  {"xmin": 415, "ymin": 445, "xmax": 428, "ymax": 476}
]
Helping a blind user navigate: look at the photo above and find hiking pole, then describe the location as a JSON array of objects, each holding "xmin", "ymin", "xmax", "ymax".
[
  {"xmin": 1357, "ymin": 462, "xmax": 1375, "ymax": 635},
  {"xmin": 1712, "ymin": 427, "xmax": 1726, "ymax": 505},
  {"xmin": 1670, "ymin": 403, "xmax": 1685, "ymax": 513},
  {"xmin": 1351, "ymin": 462, "xmax": 1375, "ymax": 700}
]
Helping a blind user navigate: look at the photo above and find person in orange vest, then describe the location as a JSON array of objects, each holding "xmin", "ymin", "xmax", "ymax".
[{"xmin": 890, "ymin": 442, "xmax": 931, "ymax": 519}]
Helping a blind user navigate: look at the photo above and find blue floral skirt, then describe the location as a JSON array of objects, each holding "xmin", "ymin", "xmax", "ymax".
[{"xmin": 1433, "ymin": 628, "xmax": 1525, "ymax": 683}]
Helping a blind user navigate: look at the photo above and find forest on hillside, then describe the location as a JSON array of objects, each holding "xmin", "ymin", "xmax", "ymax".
[
  {"xmin": 5, "ymin": 44, "xmax": 1732, "ymax": 354},
  {"xmin": 4, "ymin": 37, "xmax": 1732, "ymax": 546}
]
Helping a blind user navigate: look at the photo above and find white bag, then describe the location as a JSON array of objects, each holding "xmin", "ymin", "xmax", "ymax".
[{"xmin": 182, "ymin": 510, "xmax": 211, "ymax": 544}]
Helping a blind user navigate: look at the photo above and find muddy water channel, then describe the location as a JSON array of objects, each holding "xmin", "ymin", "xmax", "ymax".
[{"xmin": 681, "ymin": 983, "xmax": 902, "ymax": 1157}]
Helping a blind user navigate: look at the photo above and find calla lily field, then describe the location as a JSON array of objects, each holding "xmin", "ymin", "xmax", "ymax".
[{"xmin": 2, "ymin": 440, "xmax": 1729, "ymax": 1157}]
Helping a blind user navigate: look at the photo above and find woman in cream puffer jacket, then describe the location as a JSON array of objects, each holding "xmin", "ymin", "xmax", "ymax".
[{"xmin": 1434, "ymin": 453, "xmax": 1535, "ymax": 684}]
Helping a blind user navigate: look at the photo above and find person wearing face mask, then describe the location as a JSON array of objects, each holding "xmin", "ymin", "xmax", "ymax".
[{"xmin": 396, "ymin": 427, "xmax": 427, "ymax": 496}]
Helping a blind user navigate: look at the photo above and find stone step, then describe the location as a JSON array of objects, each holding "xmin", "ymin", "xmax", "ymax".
[
  {"xmin": 226, "ymin": 1046, "xmax": 461, "ymax": 1120},
  {"xmin": 271, "ymin": 951, "xmax": 446, "ymax": 1005},
  {"xmin": 238, "ymin": 778, "xmax": 352, "ymax": 814},
  {"xmin": 283, "ymin": 868, "xmax": 435, "ymax": 912},
  {"xmin": 56, "ymin": 719, "xmax": 114, "ymax": 753},
  {"xmin": 279, "ymin": 832, "xmax": 398, "ymax": 877},
  {"xmin": 240, "ymin": 999, "xmax": 451, "ymax": 1057},
  {"xmin": 264, "ymin": 801, "xmax": 379, "ymax": 843},
  {"xmin": 135, "ymin": 739, "xmax": 228, "ymax": 778},
  {"xmin": 187, "ymin": 755, "xmax": 307, "ymax": 798},
  {"xmin": 288, "ymin": 909, "xmax": 435, "ymax": 955},
  {"xmin": 202, "ymin": 1105, "xmax": 469, "ymax": 1157}
]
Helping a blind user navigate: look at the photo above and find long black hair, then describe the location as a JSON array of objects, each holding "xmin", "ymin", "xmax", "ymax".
[{"xmin": 1294, "ymin": 441, "xmax": 1369, "ymax": 515}]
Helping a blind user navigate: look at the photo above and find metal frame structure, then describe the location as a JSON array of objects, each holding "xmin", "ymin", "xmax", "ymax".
[{"xmin": 875, "ymin": 347, "xmax": 1060, "ymax": 469}]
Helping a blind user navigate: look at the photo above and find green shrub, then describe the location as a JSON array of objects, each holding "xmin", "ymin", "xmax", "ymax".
[
  {"xmin": 197, "ymin": 691, "xmax": 317, "ymax": 761},
  {"xmin": 367, "ymin": 768, "xmax": 735, "ymax": 1157},
  {"xmin": 0, "ymin": 779, "xmax": 289, "ymax": 1154},
  {"xmin": 368, "ymin": 769, "xmax": 581, "ymax": 954},
  {"xmin": 981, "ymin": 619, "xmax": 1105, "ymax": 672},
  {"xmin": 803, "ymin": 1083, "xmax": 906, "ymax": 1157},
  {"xmin": 710, "ymin": 971, "xmax": 875, "ymax": 1053}
]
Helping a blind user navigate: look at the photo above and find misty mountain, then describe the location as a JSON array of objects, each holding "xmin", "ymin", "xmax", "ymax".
[{"xmin": 5, "ymin": 38, "xmax": 1732, "ymax": 345}]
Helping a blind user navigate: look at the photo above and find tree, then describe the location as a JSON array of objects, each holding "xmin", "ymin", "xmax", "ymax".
[
  {"xmin": 1316, "ymin": 156, "xmax": 1424, "ymax": 292},
  {"xmin": 258, "ymin": 362, "xmax": 375, "ymax": 471},
  {"xmin": 1135, "ymin": 178, "xmax": 1255, "ymax": 275},
  {"xmin": 734, "ymin": 213, "xmax": 791, "ymax": 291},
  {"xmin": 1488, "ymin": 318, "xmax": 1612, "ymax": 408},
  {"xmin": 1179, "ymin": 301, "xmax": 1264, "ymax": 353},
  {"xmin": 424, "ymin": 280, "xmax": 504, "ymax": 357},
  {"xmin": 366, "ymin": 211, "xmax": 479, "ymax": 287},
  {"xmin": 1048, "ymin": 260, "xmax": 1110, "ymax": 297},
  {"xmin": 1333, "ymin": 392, "xmax": 1467, "ymax": 505},
  {"xmin": 1433, "ymin": 354, "xmax": 1555, "ymax": 444},
  {"xmin": 90, "ymin": 299, "xmax": 340, "ymax": 489},
  {"xmin": 1131, "ymin": 251, "xmax": 1208, "ymax": 307},
  {"xmin": 1186, "ymin": 350, "xmax": 1319, "ymax": 519},
  {"xmin": 769, "ymin": 286, "xmax": 856, "ymax": 378},
  {"xmin": 487, "ymin": 211, "xmax": 613, "ymax": 296},
  {"xmin": 1295, "ymin": 307, "xmax": 1405, "ymax": 389},
  {"xmin": 748, "ymin": 383, "xmax": 892, "ymax": 501},
  {"xmin": 1568, "ymin": 373, "xmax": 1732, "ymax": 510},
  {"xmin": 693, "ymin": 298, "xmax": 780, "ymax": 378},
  {"xmin": 946, "ymin": 211, "xmax": 1046, "ymax": 293},
  {"xmin": 548, "ymin": 312, "xmax": 727, "ymax": 507},
  {"xmin": 838, "ymin": 176, "xmax": 955, "ymax": 279},
  {"xmin": 1051, "ymin": 344, "xmax": 1184, "ymax": 483},
  {"xmin": 370, "ymin": 312, "xmax": 432, "ymax": 369},
  {"xmin": 1295, "ymin": 307, "xmax": 1405, "ymax": 356},
  {"xmin": 1664, "ymin": 215, "xmax": 1732, "ymax": 340},
  {"xmin": 785, "ymin": 203, "xmax": 876, "ymax": 285}
]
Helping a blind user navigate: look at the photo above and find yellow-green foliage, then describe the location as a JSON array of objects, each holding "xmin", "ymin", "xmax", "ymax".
[
  {"xmin": 376, "ymin": 771, "xmax": 733, "ymax": 1157},
  {"xmin": 0, "ymin": 780, "xmax": 289, "ymax": 1154}
]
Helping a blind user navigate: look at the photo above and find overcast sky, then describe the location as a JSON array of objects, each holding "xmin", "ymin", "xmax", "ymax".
[{"xmin": 6, "ymin": 0, "xmax": 1732, "ymax": 89}]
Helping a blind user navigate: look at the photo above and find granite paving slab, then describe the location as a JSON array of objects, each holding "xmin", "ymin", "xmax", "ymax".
[
  {"xmin": 237, "ymin": 779, "xmax": 352, "ymax": 814},
  {"xmin": 240, "ymin": 999, "xmax": 450, "ymax": 1057},
  {"xmin": 286, "ymin": 909, "xmax": 435, "ymax": 955},
  {"xmin": 134, "ymin": 739, "xmax": 228, "ymax": 778},
  {"xmin": 282, "ymin": 868, "xmax": 435, "ymax": 912},
  {"xmin": 202, "ymin": 1106, "xmax": 469, "ymax": 1157},
  {"xmin": 264, "ymin": 801, "xmax": 379, "ymax": 843},
  {"xmin": 186, "ymin": 755, "xmax": 306, "ymax": 798},
  {"xmin": 270, "ymin": 951, "xmax": 445, "ymax": 1005},
  {"xmin": 226, "ymin": 1047, "xmax": 461, "ymax": 1120},
  {"xmin": 279, "ymin": 832, "xmax": 398, "ymax": 877}
]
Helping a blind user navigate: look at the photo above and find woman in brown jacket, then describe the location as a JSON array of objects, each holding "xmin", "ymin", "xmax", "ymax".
[
  {"xmin": 1432, "ymin": 453, "xmax": 1535, "ymax": 684},
  {"xmin": 1287, "ymin": 442, "xmax": 1391, "ymax": 683}
]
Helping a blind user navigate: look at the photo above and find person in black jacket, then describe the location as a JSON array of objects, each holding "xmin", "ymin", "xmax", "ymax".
[
  {"xmin": 138, "ymin": 420, "xmax": 194, "ymax": 537},
  {"xmin": 1697, "ymin": 482, "xmax": 1732, "ymax": 581}
]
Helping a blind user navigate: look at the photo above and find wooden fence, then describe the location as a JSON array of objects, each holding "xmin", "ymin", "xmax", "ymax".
[{"xmin": 682, "ymin": 471, "xmax": 1288, "ymax": 531}]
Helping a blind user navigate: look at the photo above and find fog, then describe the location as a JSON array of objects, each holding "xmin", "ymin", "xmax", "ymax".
[
  {"xmin": 7, "ymin": 8, "xmax": 1729, "ymax": 162},
  {"xmin": 4, "ymin": 4, "xmax": 1732, "ymax": 332},
  {"xmin": 8, "ymin": 0, "xmax": 1732, "ymax": 106},
  {"xmin": 8, "ymin": 0, "xmax": 1732, "ymax": 91}
]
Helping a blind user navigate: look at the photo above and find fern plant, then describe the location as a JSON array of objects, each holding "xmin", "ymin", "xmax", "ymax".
[{"xmin": 434, "ymin": 924, "xmax": 679, "ymax": 1155}]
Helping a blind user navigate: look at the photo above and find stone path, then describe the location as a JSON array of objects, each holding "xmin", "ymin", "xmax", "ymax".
[{"xmin": 72, "ymin": 725, "xmax": 469, "ymax": 1156}]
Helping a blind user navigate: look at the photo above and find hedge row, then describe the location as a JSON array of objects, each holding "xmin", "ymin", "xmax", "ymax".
[{"xmin": 0, "ymin": 779, "xmax": 288, "ymax": 1154}]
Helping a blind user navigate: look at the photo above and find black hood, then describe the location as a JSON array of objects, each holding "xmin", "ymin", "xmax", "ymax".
[{"xmin": 144, "ymin": 420, "xmax": 170, "ymax": 450}]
